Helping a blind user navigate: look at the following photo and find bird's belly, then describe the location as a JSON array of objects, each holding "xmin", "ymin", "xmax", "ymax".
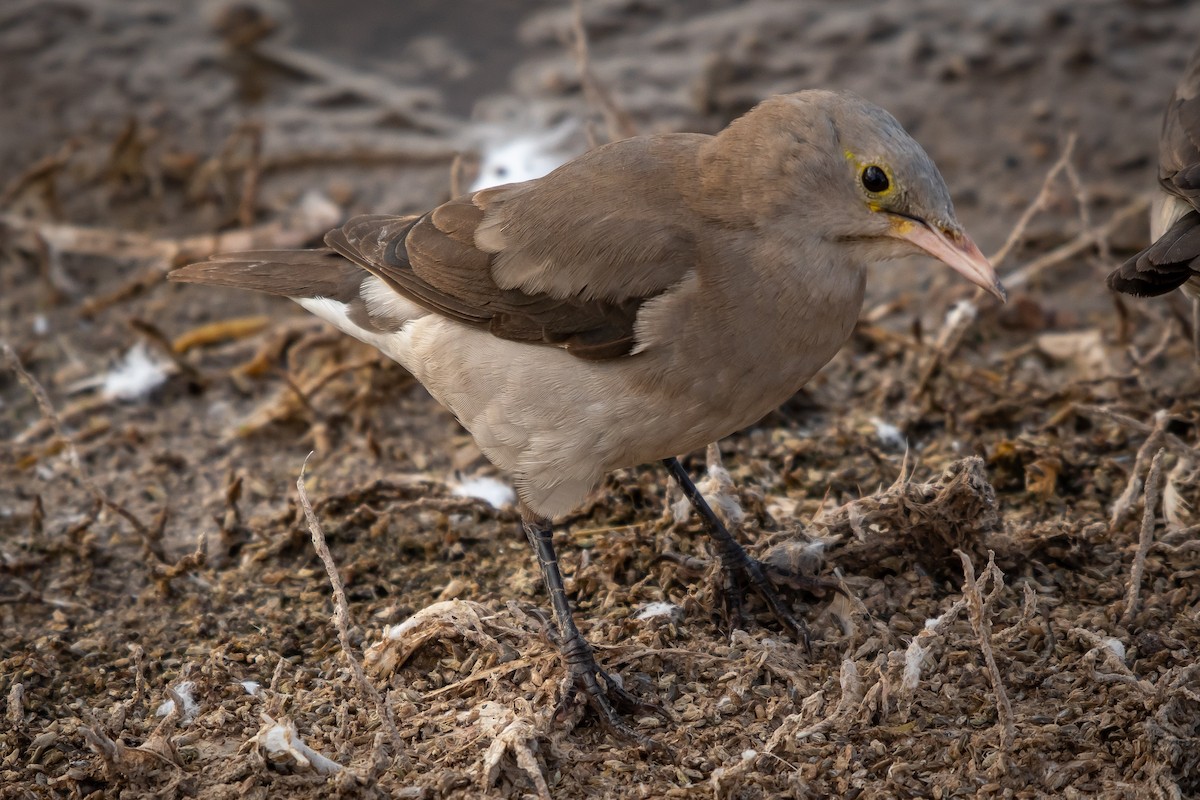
[{"xmin": 397, "ymin": 302, "xmax": 854, "ymax": 519}]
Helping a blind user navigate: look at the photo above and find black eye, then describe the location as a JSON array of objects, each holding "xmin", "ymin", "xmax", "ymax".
[{"xmin": 861, "ymin": 165, "xmax": 889, "ymax": 193}]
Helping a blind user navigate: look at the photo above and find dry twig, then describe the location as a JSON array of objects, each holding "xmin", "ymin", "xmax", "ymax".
[
  {"xmin": 911, "ymin": 300, "xmax": 977, "ymax": 401},
  {"xmin": 1121, "ymin": 448, "xmax": 1166, "ymax": 627},
  {"xmin": 236, "ymin": 122, "xmax": 264, "ymax": 229},
  {"xmin": 793, "ymin": 658, "xmax": 863, "ymax": 741},
  {"xmin": 988, "ymin": 134, "xmax": 1077, "ymax": 271},
  {"xmin": 956, "ymin": 549, "xmax": 1015, "ymax": 753},
  {"xmin": 0, "ymin": 191, "xmax": 340, "ymax": 316},
  {"xmin": 1111, "ymin": 411, "xmax": 1170, "ymax": 529},
  {"xmin": 296, "ymin": 457, "xmax": 408, "ymax": 769},
  {"xmin": 1003, "ymin": 194, "xmax": 1152, "ymax": 291},
  {"xmin": 477, "ymin": 706, "xmax": 551, "ymax": 800},
  {"xmin": 569, "ymin": 0, "xmax": 637, "ymax": 143},
  {"xmin": 1062, "ymin": 148, "xmax": 1110, "ymax": 266},
  {"xmin": 253, "ymin": 42, "xmax": 449, "ymax": 130},
  {"xmin": 3, "ymin": 344, "xmax": 159, "ymax": 547},
  {"xmin": 1077, "ymin": 405, "xmax": 1192, "ymax": 457},
  {"xmin": 1070, "ymin": 629, "xmax": 1154, "ymax": 693},
  {"xmin": 0, "ymin": 138, "xmax": 78, "ymax": 213}
]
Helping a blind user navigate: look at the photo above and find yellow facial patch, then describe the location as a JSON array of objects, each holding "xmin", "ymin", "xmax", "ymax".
[{"xmin": 847, "ymin": 151, "xmax": 896, "ymax": 202}]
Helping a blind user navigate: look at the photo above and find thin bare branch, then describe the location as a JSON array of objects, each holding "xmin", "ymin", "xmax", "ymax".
[{"xmin": 296, "ymin": 456, "xmax": 408, "ymax": 769}]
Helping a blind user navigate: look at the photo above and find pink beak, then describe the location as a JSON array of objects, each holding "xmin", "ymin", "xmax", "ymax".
[{"xmin": 892, "ymin": 219, "xmax": 1007, "ymax": 302}]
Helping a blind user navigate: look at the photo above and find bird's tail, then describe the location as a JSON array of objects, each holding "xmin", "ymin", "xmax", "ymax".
[
  {"xmin": 170, "ymin": 243, "xmax": 429, "ymax": 359},
  {"xmin": 168, "ymin": 249, "xmax": 365, "ymax": 304}
]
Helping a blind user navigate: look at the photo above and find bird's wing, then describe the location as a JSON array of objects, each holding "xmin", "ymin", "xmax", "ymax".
[
  {"xmin": 1159, "ymin": 46, "xmax": 1200, "ymax": 206},
  {"xmin": 325, "ymin": 134, "xmax": 708, "ymax": 360},
  {"xmin": 172, "ymin": 135, "xmax": 709, "ymax": 360},
  {"xmin": 1107, "ymin": 47, "xmax": 1200, "ymax": 297},
  {"xmin": 1107, "ymin": 209, "xmax": 1200, "ymax": 297}
]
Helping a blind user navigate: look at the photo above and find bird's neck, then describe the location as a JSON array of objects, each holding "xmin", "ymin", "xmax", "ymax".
[{"xmin": 706, "ymin": 231, "xmax": 867, "ymax": 392}]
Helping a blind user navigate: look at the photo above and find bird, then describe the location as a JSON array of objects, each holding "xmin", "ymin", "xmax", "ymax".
[
  {"xmin": 1107, "ymin": 46, "xmax": 1200, "ymax": 352},
  {"xmin": 171, "ymin": 89, "xmax": 1005, "ymax": 745}
]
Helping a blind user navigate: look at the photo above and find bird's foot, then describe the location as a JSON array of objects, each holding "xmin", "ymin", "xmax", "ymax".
[
  {"xmin": 555, "ymin": 634, "xmax": 663, "ymax": 750},
  {"xmin": 662, "ymin": 456, "xmax": 835, "ymax": 649},
  {"xmin": 655, "ymin": 538, "xmax": 841, "ymax": 648},
  {"xmin": 716, "ymin": 550, "xmax": 813, "ymax": 650}
]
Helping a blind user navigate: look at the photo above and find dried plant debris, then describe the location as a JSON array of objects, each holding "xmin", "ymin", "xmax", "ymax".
[
  {"xmin": 363, "ymin": 600, "xmax": 508, "ymax": 677},
  {"xmin": 812, "ymin": 456, "xmax": 1002, "ymax": 575},
  {"xmin": 4, "ymin": 0, "xmax": 1200, "ymax": 798},
  {"xmin": 246, "ymin": 714, "xmax": 343, "ymax": 775}
]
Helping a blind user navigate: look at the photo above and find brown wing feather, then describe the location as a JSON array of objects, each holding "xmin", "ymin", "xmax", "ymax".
[
  {"xmin": 480, "ymin": 135, "xmax": 706, "ymax": 301},
  {"xmin": 329, "ymin": 206, "xmax": 647, "ymax": 359},
  {"xmin": 1108, "ymin": 210, "xmax": 1200, "ymax": 297},
  {"xmin": 173, "ymin": 134, "xmax": 708, "ymax": 360},
  {"xmin": 318, "ymin": 135, "xmax": 710, "ymax": 359}
]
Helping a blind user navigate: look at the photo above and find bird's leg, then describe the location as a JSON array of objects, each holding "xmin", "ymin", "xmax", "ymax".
[
  {"xmin": 520, "ymin": 506, "xmax": 657, "ymax": 748},
  {"xmin": 662, "ymin": 456, "xmax": 814, "ymax": 650}
]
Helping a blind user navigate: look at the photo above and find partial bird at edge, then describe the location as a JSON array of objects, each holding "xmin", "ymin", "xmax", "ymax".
[{"xmin": 1106, "ymin": 46, "xmax": 1200, "ymax": 356}]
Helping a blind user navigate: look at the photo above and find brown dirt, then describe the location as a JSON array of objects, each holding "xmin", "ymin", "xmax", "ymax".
[{"xmin": 2, "ymin": 1, "xmax": 1199, "ymax": 798}]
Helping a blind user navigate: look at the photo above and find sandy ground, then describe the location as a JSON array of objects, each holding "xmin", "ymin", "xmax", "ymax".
[{"xmin": 2, "ymin": 1, "xmax": 1200, "ymax": 798}]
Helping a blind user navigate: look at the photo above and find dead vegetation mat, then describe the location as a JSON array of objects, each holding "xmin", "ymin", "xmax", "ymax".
[{"xmin": 3, "ymin": 1, "xmax": 1200, "ymax": 798}]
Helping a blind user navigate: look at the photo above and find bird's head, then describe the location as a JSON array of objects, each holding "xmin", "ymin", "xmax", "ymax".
[{"xmin": 712, "ymin": 90, "xmax": 1006, "ymax": 302}]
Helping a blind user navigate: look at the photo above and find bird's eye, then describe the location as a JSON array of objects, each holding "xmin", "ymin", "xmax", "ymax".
[{"xmin": 861, "ymin": 165, "xmax": 889, "ymax": 193}]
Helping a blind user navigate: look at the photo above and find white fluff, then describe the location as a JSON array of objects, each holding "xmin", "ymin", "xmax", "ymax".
[
  {"xmin": 471, "ymin": 119, "xmax": 578, "ymax": 191},
  {"xmin": 636, "ymin": 601, "xmax": 681, "ymax": 621},
  {"xmin": 902, "ymin": 639, "xmax": 928, "ymax": 691},
  {"xmin": 944, "ymin": 299, "xmax": 977, "ymax": 327},
  {"xmin": 101, "ymin": 342, "xmax": 171, "ymax": 402},
  {"xmin": 451, "ymin": 475, "xmax": 516, "ymax": 509},
  {"xmin": 240, "ymin": 680, "xmax": 260, "ymax": 696},
  {"xmin": 155, "ymin": 680, "xmax": 199, "ymax": 724},
  {"xmin": 250, "ymin": 715, "xmax": 342, "ymax": 774},
  {"xmin": 870, "ymin": 417, "xmax": 905, "ymax": 449}
]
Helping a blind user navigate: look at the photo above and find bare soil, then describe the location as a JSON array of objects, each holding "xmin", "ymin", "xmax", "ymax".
[{"xmin": 2, "ymin": 1, "xmax": 1199, "ymax": 798}]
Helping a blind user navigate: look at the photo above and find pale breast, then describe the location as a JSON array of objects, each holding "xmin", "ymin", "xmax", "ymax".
[{"xmin": 399, "ymin": 253, "xmax": 866, "ymax": 518}]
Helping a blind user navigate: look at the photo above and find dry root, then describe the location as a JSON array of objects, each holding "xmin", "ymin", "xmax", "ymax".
[
  {"xmin": 245, "ymin": 713, "xmax": 342, "ymax": 775},
  {"xmin": 363, "ymin": 600, "xmax": 505, "ymax": 677},
  {"xmin": 297, "ymin": 460, "xmax": 407, "ymax": 767},
  {"xmin": 473, "ymin": 702, "xmax": 551, "ymax": 800},
  {"xmin": 814, "ymin": 456, "xmax": 1001, "ymax": 575}
]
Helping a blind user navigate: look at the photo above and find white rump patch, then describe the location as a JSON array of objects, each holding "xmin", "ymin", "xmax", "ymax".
[
  {"xmin": 360, "ymin": 276, "xmax": 423, "ymax": 328},
  {"xmin": 293, "ymin": 295, "xmax": 413, "ymax": 365}
]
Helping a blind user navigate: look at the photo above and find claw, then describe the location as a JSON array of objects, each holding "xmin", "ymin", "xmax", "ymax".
[
  {"xmin": 523, "ymin": 508, "xmax": 666, "ymax": 749},
  {"xmin": 556, "ymin": 652, "xmax": 663, "ymax": 751}
]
